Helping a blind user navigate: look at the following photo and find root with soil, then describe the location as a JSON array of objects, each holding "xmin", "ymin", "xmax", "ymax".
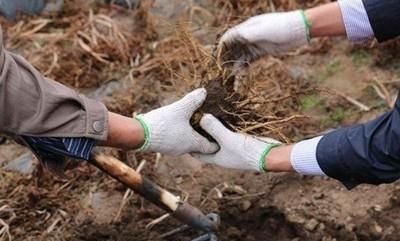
[{"xmin": 159, "ymin": 25, "xmax": 317, "ymax": 143}]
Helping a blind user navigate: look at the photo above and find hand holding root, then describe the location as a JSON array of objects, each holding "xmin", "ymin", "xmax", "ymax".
[
  {"xmin": 218, "ymin": 10, "xmax": 310, "ymax": 68},
  {"xmin": 192, "ymin": 114, "xmax": 280, "ymax": 171},
  {"xmin": 135, "ymin": 88, "xmax": 219, "ymax": 156}
]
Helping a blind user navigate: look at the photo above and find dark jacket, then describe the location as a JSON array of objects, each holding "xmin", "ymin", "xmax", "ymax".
[
  {"xmin": 316, "ymin": 0, "xmax": 400, "ymax": 189},
  {"xmin": 317, "ymin": 94, "xmax": 400, "ymax": 189},
  {"xmin": 362, "ymin": 0, "xmax": 400, "ymax": 42}
]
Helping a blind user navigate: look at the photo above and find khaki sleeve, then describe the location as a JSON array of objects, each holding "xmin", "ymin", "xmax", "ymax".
[{"xmin": 0, "ymin": 27, "xmax": 108, "ymax": 141}]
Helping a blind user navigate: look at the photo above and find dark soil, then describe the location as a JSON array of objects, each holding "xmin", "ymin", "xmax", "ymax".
[
  {"xmin": 2, "ymin": 1, "xmax": 400, "ymax": 241},
  {"xmin": 191, "ymin": 76, "xmax": 241, "ymax": 141}
]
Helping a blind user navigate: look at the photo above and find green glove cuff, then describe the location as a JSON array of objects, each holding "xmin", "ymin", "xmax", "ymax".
[
  {"xmin": 135, "ymin": 115, "xmax": 150, "ymax": 152},
  {"xmin": 300, "ymin": 10, "xmax": 312, "ymax": 42},
  {"xmin": 259, "ymin": 143, "xmax": 281, "ymax": 172}
]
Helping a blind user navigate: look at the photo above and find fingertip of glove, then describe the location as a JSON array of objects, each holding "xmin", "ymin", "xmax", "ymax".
[
  {"xmin": 200, "ymin": 113, "xmax": 216, "ymax": 127},
  {"xmin": 198, "ymin": 87, "xmax": 207, "ymax": 98},
  {"xmin": 193, "ymin": 87, "xmax": 206, "ymax": 94},
  {"xmin": 200, "ymin": 114, "xmax": 228, "ymax": 140},
  {"xmin": 205, "ymin": 142, "xmax": 219, "ymax": 154},
  {"xmin": 220, "ymin": 28, "xmax": 237, "ymax": 43},
  {"xmin": 177, "ymin": 88, "xmax": 207, "ymax": 112},
  {"xmin": 188, "ymin": 88, "xmax": 207, "ymax": 104}
]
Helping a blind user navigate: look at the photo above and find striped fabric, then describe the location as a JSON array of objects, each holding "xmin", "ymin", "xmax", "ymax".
[
  {"xmin": 289, "ymin": 1, "xmax": 376, "ymax": 177},
  {"xmin": 338, "ymin": 0, "xmax": 375, "ymax": 43},
  {"xmin": 22, "ymin": 136, "xmax": 96, "ymax": 174},
  {"xmin": 290, "ymin": 136, "xmax": 325, "ymax": 176}
]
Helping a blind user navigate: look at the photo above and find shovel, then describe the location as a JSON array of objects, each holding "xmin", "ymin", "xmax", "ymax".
[{"xmin": 89, "ymin": 151, "xmax": 218, "ymax": 233}]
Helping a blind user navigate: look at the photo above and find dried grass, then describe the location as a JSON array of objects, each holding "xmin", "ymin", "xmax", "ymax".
[
  {"xmin": 147, "ymin": 23, "xmax": 320, "ymax": 142},
  {"xmin": 0, "ymin": 0, "xmax": 364, "ymax": 240},
  {"xmin": 128, "ymin": 0, "xmax": 336, "ymax": 142},
  {"xmin": 0, "ymin": 0, "xmax": 332, "ymax": 142},
  {"xmin": 3, "ymin": 2, "xmax": 153, "ymax": 89}
]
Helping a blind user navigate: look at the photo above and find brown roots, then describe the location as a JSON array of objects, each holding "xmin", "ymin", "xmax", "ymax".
[{"xmin": 156, "ymin": 24, "xmax": 318, "ymax": 143}]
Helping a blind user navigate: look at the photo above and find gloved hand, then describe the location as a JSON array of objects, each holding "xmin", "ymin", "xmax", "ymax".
[
  {"xmin": 191, "ymin": 114, "xmax": 280, "ymax": 171},
  {"xmin": 219, "ymin": 10, "xmax": 310, "ymax": 66},
  {"xmin": 135, "ymin": 88, "xmax": 219, "ymax": 156}
]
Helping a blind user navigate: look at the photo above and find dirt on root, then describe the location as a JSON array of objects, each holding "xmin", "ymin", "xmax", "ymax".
[
  {"xmin": 191, "ymin": 76, "xmax": 241, "ymax": 141},
  {"xmin": 2, "ymin": 0, "xmax": 400, "ymax": 241}
]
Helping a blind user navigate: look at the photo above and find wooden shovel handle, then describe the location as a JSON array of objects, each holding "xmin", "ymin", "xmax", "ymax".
[{"xmin": 89, "ymin": 152, "xmax": 218, "ymax": 232}]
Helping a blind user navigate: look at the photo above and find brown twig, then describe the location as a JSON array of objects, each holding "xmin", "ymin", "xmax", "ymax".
[
  {"xmin": 373, "ymin": 77, "xmax": 394, "ymax": 108},
  {"xmin": 317, "ymin": 87, "xmax": 371, "ymax": 111},
  {"xmin": 113, "ymin": 159, "xmax": 147, "ymax": 223},
  {"xmin": 241, "ymin": 115, "xmax": 308, "ymax": 133}
]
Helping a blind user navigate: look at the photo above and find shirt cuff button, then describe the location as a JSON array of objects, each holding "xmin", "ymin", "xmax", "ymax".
[{"xmin": 92, "ymin": 121, "xmax": 103, "ymax": 133}]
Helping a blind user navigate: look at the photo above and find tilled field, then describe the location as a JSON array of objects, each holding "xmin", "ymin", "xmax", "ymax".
[{"xmin": 1, "ymin": 0, "xmax": 400, "ymax": 241}]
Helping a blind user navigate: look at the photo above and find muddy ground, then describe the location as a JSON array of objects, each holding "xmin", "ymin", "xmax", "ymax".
[{"xmin": 1, "ymin": 0, "xmax": 400, "ymax": 241}]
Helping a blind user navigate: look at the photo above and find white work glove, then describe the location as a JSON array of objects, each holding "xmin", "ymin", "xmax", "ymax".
[
  {"xmin": 191, "ymin": 114, "xmax": 280, "ymax": 171},
  {"xmin": 219, "ymin": 10, "xmax": 310, "ymax": 65},
  {"xmin": 135, "ymin": 88, "xmax": 219, "ymax": 156}
]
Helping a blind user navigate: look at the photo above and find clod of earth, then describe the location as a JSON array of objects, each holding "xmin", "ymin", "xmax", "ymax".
[
  {"xmin": 171, "ymin": 25, "xmax": 316, "ymax": 143},
  {"xmin": 191, "ymin": 75, "xmax": 242, "ymax": 141}
]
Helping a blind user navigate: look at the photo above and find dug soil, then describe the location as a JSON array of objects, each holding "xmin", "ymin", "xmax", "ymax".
[
  {"xmin": 2, "ymin": 1, "xmax": 400, "ymax": 241},
  {"xmin": 191, "ymin": 76, "xmax": 241, "ymax": 141}
]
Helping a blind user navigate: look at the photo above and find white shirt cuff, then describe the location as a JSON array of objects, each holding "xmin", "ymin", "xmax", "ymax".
[
  {"xmin": 338, "ymin": 0, "xmax": 374, "ymax": 43},
  {"xmin": 290, "ymin": 136, "xmax": 326, "ymax": 176}
]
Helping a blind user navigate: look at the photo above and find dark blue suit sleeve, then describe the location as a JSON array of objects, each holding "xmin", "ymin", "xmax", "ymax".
[
  {"xmin": 362, "ymin": 0, "xmax": 400, "ymax": 42},
  {"xmin": 316, "ymin": 94, "xmax": 400, "ymax": 189}
]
